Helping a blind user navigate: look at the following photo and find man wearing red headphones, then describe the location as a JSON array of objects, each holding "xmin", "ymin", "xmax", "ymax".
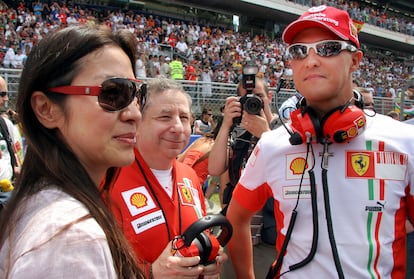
[
  {"xmin": 227, "ymin": 5, "xmax": 414, "ymax": 279},
  {"xmin": 106, "ymin": 78, "xmax": 227, "ymax": 278}
]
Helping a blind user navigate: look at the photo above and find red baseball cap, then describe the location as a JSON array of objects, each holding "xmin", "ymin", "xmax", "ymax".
[{"xmin": 282, "ymin": 5, "xmax": 360, "ymax": 48}]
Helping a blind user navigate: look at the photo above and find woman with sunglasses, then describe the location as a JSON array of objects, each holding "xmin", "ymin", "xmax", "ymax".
[
  {"xmin": 0, "ymin": 25, "xmax": 145, "ymax": 278},
  {"xmin": 226, "ymin": 5, "xmax": 414, "ymax": 279}
]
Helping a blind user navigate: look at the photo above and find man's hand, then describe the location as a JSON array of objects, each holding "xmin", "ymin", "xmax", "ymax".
[
  {"xmin": 222, "ymin": 96, "xmax": 242, "ymax": 129},
  {"xmin": 152, "ymin": 241, "xmax": 203, "ymax": 278}
]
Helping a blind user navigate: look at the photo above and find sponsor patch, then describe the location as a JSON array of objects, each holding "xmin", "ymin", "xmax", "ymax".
[
  {"xmin": 286, "ymin": 152, "xmax": 312, "ymax": 180},
  {"xmin": 365, "ymin": 201, "xmax": 386, "ymax": 212},
  {"xmin": 283, "ymin": 185, "xmax": 311, "ymax": 199},
  {"xmin": 346, "ymin": 151, "xmax": 407, "ymax": 180},
  {"xmin": 131, "ymin": 210, "xmax": 165, "ymax": 234},
  {"xmin": 121, "ymin": 186, "xmax": 156, "ymax": 216},
  {"xmin": 178, "ymin": 182, "xmax": 196, "ymax": 206}
]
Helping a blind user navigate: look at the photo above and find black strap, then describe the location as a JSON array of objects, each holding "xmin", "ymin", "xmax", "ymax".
[
  {"xmin": 0, "ymin": 117, "xmax": 17, "ymax": 177},
  {"xmin": 228, "ymin": 131, "xmax": 252, "ymax": 186}
]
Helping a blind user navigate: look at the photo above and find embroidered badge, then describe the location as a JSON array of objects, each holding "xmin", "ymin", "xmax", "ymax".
[
  {"xmin": 346, "ymin": 151, "xmax": 407, "ymax": 180},
  {"xmin": 178, "ymin": 182, "xmax": 196, "ymax": 206},
  {"xmin": 121, "ymin": 186, "xmax": 156, "ymax": 216}
]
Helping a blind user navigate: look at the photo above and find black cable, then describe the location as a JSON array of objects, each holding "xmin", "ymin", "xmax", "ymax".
[
  {"xmin": 265, "ymin": 210, "xmax": 297, "ymax": 279},
  {"xmin": 321, "ymin": 148, "xmax": 345, "ymax": 279},
  {"xmin": 266, "ymin": 138, "xmax": 318, "ymax": 278},
  {"xmin": 135, "ymin": 158, "xmax": 182, "ymax": 241},
  {"xmin": 289, "ymin": 169, "xmax": 318, "ymax": 271}
]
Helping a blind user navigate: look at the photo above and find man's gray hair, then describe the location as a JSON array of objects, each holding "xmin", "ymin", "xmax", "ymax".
[{"xmin": 143, "ymin": 77, "xmax": 192, "ymax": 112}]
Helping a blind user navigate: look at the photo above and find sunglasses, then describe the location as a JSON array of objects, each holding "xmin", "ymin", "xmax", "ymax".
[
  {"xmin": 287, "ymin": 40, "xmax": 358, "ymax": 60},
  {"xmin": 0, "ymin": 92, "xmax": 8, "ymax": 97},
  {"xmin": 49, "ymin": 78, "xmax": 147, "ymax": 112}
]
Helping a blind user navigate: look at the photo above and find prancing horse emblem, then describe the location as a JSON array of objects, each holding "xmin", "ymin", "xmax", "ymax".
[{"xmin": 351, "ymin": 153, "xmax": 370, "ymax": 176}]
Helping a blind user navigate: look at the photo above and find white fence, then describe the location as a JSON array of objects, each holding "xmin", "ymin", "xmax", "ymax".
[{"xmin": 1, "ymin": 67, "xmax": 409, "ymax": 118}]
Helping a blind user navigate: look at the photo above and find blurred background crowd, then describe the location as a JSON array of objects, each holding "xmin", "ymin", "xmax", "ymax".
[{"xmin": 0, "ymin": 0, "xmax": 413, "ymax": 108}]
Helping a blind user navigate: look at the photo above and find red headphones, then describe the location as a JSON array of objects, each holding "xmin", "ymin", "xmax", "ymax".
[
  {"xmin": 289, "ymin": 91, "xmax": 366, "ymax": 145},
  {"xmin": 172, "ymin": 214, "xmax": 233, "ymax": 265}
]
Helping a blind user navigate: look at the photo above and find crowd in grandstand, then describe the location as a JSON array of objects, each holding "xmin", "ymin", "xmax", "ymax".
[{"xmin": 0, "ymin": 0, "xmax": 413, "ymax": 98}]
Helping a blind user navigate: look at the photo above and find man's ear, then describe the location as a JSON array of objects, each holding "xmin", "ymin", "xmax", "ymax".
[
  {"xmin": 350, "ymin": 50, "xmax": 363, "ymax": 73},
  {"xmin": 31, "ymin": 91, "xmax": 63, "ymax": 129}
]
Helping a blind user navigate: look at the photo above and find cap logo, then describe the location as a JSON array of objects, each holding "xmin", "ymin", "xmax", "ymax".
[
  {"xmin": 302, "ymin": 13, "xmax": 339, "ymax": 27},
  {"xmin": 308, "ymin": 5, "xmax": 327, "ymax": 13}
]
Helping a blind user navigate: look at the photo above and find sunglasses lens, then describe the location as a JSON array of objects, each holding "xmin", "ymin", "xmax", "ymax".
[
  {"xmin": 289, "ymin": 45, "xmax": 307, "ymax": 59},
  {"xmin": 0, "ymin": 92, "xmax": 7, "ymax": 97},
  {"xmin": 138, "ymin": 83, "xmax": 147, "ymax": 110},
  {"xmin": 99, "ymin": 78, "xmax": 136, "ymax": 111},
  {"xmin": 317, "ymin": 41, "xmax": 342, "ymax": 57}
]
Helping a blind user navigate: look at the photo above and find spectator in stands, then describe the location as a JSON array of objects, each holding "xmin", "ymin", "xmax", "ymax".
[
  {"xmin": 169, "ymin": 55, "xmax": 184, "ymax": 80},
  {"xmin": 2, "ymin": 45, "xmax": 15, "ymax": 68},
  {"xmin": 135, "ymin": 52, "xmax": 146, "ymax": 79},
  {"xmin": 200, "ymin": 65, "xmax": 213, "ymax": 98},
  {"xmin": 185, "ymin": 61, "xmax": 198, "ymax": 82},
  {"xmin": 11, "ymin": 47, "xmax": 26, "ymax": 68},
  {"xmin": 226, "ymin": 5, "xmax": 414, "ymax": 278},
  {"xmin": 106, "ymin": 78, "xmax": 227, "ymax": 278},
  {"xmin": 175, "ymin": 35, "xmax": 188, "ymax": 57},
  {"xmin": 158, "ymin": 55, "xmax": 171, "ymax": 78},
  {"xmin": 0, "ymin": 25, "xmax": 145, "ymax": 278},
  {"xmin": 193, "ymin": 108, "xmax": 215, "ymax": 135},
  {"xmin": 145, "ymin": 54, "xmax": 157, "ymax": 78}
]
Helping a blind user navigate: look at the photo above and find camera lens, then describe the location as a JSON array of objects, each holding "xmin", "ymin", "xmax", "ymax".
[{"xmin": 244, "ymin": 96, "xmax": 262, "ymax": 115}]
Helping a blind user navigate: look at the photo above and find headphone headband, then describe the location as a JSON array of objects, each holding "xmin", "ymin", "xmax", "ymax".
[{"xmin": 289, "ymin": 93, "xmax": 366, "ymax": 145}]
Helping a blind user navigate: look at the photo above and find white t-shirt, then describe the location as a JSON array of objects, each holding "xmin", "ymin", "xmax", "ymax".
[
  {"xmin": 135, "ymin": 58, "xmax": 146, "ymax": 78},
  {"xmin": 0, "ymin": 188, "xmax": 117, "ymax": 279},
  {"xmin": 0, "ymin": 117, "xmax": 18, "ymax": 180}
]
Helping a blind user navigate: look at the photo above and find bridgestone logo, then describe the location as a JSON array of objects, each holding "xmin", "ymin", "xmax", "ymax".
[
  {"xmin": 137, "ymin": 215, "xmax": 162, "ymax": 228},
  {"xmin": 285, "ymin": 190, "xmax": 311, "ymax": 195}
]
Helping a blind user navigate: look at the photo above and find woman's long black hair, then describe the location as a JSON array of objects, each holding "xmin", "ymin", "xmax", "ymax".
[{"xmin": 0, "ymin": 25, "xmax": 144, "ymax": 278}]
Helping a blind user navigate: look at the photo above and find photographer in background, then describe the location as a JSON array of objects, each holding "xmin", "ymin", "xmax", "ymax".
[
  {"xmin": 209, "ymin": 64, "xmax": 277, "ymax": 215},
  {"xmin": 208, "ymin": 64, "xmax": 278, "ymax": 278}
]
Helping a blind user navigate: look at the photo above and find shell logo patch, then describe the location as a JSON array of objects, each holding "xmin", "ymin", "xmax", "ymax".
[
  {"xmin": 290, "ymin": 157, "xmax": 308, "ymax": 175},
  {"xmin": 286, "ymin": 152, "xmax": 312, "ymax": 180},
  {"xmin": 130, "ymin": 192, "xmax": 148, "ymax": 208},
  {"xmin": 121, "ymin": 186, "xmax": 156, "ymax": 216}
]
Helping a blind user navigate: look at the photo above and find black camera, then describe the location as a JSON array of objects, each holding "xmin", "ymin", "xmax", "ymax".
[
  {"xmin": 233, "ymin": 64, "xmax": 263, "ymax": 124},
  {"xmin": 240, "ymin": 94, "xmax": 263, "ymax": 115}
]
